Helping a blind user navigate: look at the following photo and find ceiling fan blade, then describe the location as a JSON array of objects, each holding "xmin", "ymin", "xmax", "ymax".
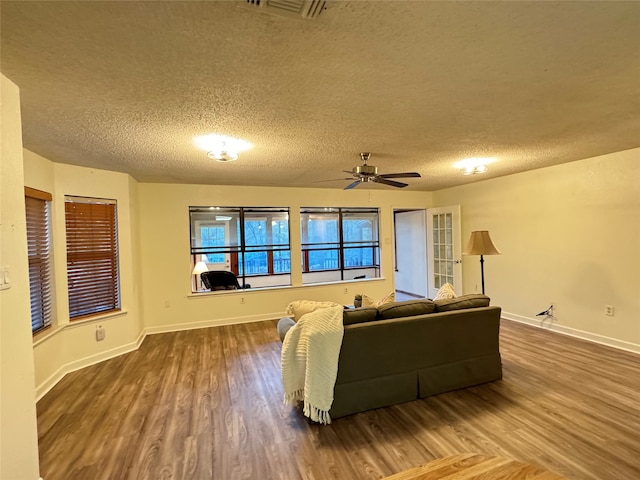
[
  {"xmin": 378, "ymin": 172, "xmax": 421, "ymax": 179},
  {"xmin": 310, "ymin": 177, "xmax": 353, "ymax": 183},
  {"xmin": 344, "ymin": 180, "xmax": 362, "ymax": 190},
  {"xmin": 373, "ymin": 177, "xmax": 408, "ymax": 188}
]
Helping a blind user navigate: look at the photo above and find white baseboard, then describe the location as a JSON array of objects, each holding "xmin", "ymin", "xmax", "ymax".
[
  {"xmin": 35, "ymin": 330, "xmax": 147, "ymax": 401},
  {"xmin": 144, "ymin": 312, "xmax": 284, "ymax": 335},
  {"xmin": 502, "ymin": 312, "xmax": 640, "ymax": 354}
]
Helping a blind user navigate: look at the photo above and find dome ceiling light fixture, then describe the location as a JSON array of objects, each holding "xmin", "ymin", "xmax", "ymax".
[
  {"xmin": 193, "ymin": 134, "xmax": 253, "ymax": 163},
  {"xmin": 454, "ymin": 157, "xmax": 496, "ymax": 175},
  {"xmin": 207, "ymin": 150, "xmax": 238, "ymax": 162}
]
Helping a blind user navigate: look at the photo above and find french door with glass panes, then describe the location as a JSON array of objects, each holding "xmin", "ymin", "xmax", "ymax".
[{"xmin": 426, "ymin": 205, "xmax": 462, "ymax": 298}]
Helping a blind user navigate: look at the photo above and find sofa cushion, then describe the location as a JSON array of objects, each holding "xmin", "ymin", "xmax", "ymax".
[
  {"xmin": 377, "ymin": 299, "xmax": 436, "ymax": 319},
  {"xmin": 343, "ymin": 307, "xmax": 378, "ymax": 325},
  {"xmin": 434, "ymin": 294, "xmax": 490, "ymax": 312}
]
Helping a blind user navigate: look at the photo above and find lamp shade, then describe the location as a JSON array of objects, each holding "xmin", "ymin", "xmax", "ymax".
[
  {"xmin": 462, "ymin": 231, "xmax": 501, "ymax": 255},
  {"xmin": 192, "ymin": 261, "xmax": 208, "ymax": 275}
]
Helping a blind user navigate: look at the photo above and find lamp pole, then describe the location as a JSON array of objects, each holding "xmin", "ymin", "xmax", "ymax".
[{"xmin": 480, "ymin": 254, "xmax": 485, "ymax": 294}]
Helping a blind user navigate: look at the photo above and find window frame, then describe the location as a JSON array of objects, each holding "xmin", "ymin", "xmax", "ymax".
[
  {"xmin": 64, "ymin": 195, "xmax": 121, "ymax": 320},
  {"xmin": 300, "ymin": 207, "xmax": 380, "ymax": 282},
  {"xmin": 25, "ymin": 187, "xmax": 53, "ymax": 335},
  {"xmin": 189, "ymin": 206, "xmax": 291, "ymax": 290}
]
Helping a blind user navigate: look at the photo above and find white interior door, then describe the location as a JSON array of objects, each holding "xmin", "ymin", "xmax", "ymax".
[
  {"xmin": 394, "ymin": 210, "xmax": 428, "ymax": 298},
  {"xmin": 426, "ymin": 205, "xmax": 462, "ymax": 298}
]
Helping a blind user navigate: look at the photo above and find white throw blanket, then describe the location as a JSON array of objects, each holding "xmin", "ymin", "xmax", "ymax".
[{"xmin": 281, "ymin": 305, "xmax": 345, "ymax": 424}]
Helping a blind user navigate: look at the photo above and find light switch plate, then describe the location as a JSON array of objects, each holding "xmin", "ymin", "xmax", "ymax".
[{"xmin": 0, "ymin": 267, "xmax": 10, "ymax": 290}]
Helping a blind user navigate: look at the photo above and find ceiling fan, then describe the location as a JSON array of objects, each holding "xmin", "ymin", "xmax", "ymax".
[{"xmin": 330, "ymin": 153, "xmax": 421, "ymax": 190}]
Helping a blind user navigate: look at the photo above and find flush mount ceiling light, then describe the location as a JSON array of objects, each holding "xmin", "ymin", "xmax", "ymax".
[
  {"xmin": 454, "ymin": 157, "xmax": 496, "ymax": 175},
  {"xmin": 193, "ymin": 134, "xmax": 253, "ymax": 163},
  {"xmin": 208, "ymin": 150, "xmax": 238, "ymax": 162}
]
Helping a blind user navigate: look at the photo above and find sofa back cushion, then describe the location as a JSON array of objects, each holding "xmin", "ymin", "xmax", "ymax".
[
  {"xmin": 377, "ymin": 299, "xmax": 436, "ymax": 320},
  {"xmin": 434, "ymin": 294, "xmax": 490, "ymax": 312},
  {"xmin": 343, "ymin": 307, "xmax": 378, "ymax": 325}
]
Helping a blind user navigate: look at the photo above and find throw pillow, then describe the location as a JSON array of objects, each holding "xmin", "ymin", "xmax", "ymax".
[
  {"xmin": 285, "ymin": 300, "xmax": 343, "ymax": 321},
  {"xmin": 433, "ymin": 283, "xmax": 456, "ymax": 300},
  {"xmin": 361, "ymin": 291, "xmax": 396, "ymax": 308}
]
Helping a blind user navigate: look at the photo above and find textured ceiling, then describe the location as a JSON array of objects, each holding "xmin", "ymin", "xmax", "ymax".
[{"xmin": 1, "ymin": 1, "xmax": 639, "ymax": 191}]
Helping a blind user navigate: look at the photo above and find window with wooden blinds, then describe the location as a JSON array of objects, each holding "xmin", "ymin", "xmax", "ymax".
[
  {"xmin": 25, "ymin": 187, "xmax": 53, "ymax": 334},
  {"xmin": 65, "ymin": 196, "xmax": 120, "ymax": 320}
]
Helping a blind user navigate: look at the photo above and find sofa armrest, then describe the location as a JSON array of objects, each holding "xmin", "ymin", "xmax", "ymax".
[{"xmin": 277, "ymin": 317, "xmax": 296, "ymax": 342}]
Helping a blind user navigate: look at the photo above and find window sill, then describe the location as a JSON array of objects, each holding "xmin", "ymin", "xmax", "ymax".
[
  {"xmin": 33, "ymin": 309, "xmax": 129, "ymax": 347},
  {"xmin": 299, "ymin": 277, "xmax": 385, "ymax": 288},
  {"xmin": 188, "ymin": 286, "xmax": 282, "ymax": 298},
  {"xmin": 187, "ymin": 277, "xmax": 385, "ymax": 298}
]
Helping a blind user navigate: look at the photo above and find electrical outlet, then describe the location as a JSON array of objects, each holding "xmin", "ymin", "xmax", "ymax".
[
  {"xmin": 344, "ymin": 287, "xmax": 348, "ymax": 294},
  {"xmin": 240, "ymin": 297, "xmax": 245, "ymax": 304},
  {"xmin": 96, "ymin": 325, "xmax": 105, "ymax": 341},
  {"xmin": 604, "ymin": 305, "xmax": 614, "ymax": 316}
]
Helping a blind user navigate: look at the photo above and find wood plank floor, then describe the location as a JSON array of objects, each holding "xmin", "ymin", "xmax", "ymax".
[
  {"xmin": 383, "ymin": 453, "xmax": 569, "ymax": 479},
  {"xmin": 37, "ymin": 319, "xmax": 640, "ymax": 480}
]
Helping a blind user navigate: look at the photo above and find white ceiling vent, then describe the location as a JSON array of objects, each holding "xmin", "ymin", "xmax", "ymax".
[{"xmin": 240, "ymin": 0, "xmax": 327, "ymax": 19}]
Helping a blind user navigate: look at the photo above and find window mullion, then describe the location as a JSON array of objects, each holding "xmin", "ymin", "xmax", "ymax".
[{"xmin": 338, "ymin": 209, "xmax": 345, "ymax": 281}]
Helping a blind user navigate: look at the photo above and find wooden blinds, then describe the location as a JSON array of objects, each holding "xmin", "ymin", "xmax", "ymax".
[
  {"xmin": 25, "ymin": 187, "xmax": 53, "ymax": 334},
  {"xmin": 65, "ymin": 196, "xmax": 120, "ymax": 319}
]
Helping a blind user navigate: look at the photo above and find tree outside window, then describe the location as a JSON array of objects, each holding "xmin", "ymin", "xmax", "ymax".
[
  {"xmin": 301, "ymin": 207, "xmax": 380, "ymax": 284},
  {"xmin": 189, "ymin": 207, "xmax": 291, "ymax": 290}
]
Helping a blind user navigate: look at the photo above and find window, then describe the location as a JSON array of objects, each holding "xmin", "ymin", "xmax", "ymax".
[
  {"xmin": 25, "ymin": 187, "xmax": 53, "ymax": 334},
  {"xmin": 189, "ymin": 206, "xmax": 290, "ymax": 290},
  {"xmin": 65, "ymin": 196, "xmax": 120, "ymax": 319},
  {"xmin": 301, "ymin": 207, "xmax": 380, "ymax": 284}
]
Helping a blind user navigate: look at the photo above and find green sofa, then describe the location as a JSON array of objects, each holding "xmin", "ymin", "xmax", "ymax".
[{"xmin": 279, "ymin": 294, "xmax": 502, "ymax": 419}]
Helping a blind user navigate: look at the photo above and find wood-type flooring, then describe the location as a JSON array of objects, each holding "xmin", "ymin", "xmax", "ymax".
[
  {"xmin": 383, "ymin": 453, "xmax": 568, "ymax": 479},
  {"xmin": 36, "ymin": 319, "xmax": 640, "ymax": 480}
]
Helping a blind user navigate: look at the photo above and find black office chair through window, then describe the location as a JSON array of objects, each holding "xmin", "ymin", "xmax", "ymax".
[{"xmin": 200, "ymin": 270, "xmax": 251, "ymax": 291}]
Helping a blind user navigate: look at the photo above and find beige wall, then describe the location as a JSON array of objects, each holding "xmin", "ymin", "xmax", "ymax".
[
  {"xmin": 434, "ymin": 148, "xmax": 640, "ymax": 351},
  {"xmin": 22, "ymin": 151, "xmax": 144, "ymax": 398},
  {"xmin": 139, "ymin": 182, "xmax": 432, "ymax": 331},
  {"xmin": 0, "ymin": 75, "xmax": 41, "ymax": 479}
]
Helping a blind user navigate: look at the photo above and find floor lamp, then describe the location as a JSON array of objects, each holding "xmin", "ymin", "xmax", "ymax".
[{"xmin": 462, "ymin": 231, "xmax": 501, "ymax": 294}]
